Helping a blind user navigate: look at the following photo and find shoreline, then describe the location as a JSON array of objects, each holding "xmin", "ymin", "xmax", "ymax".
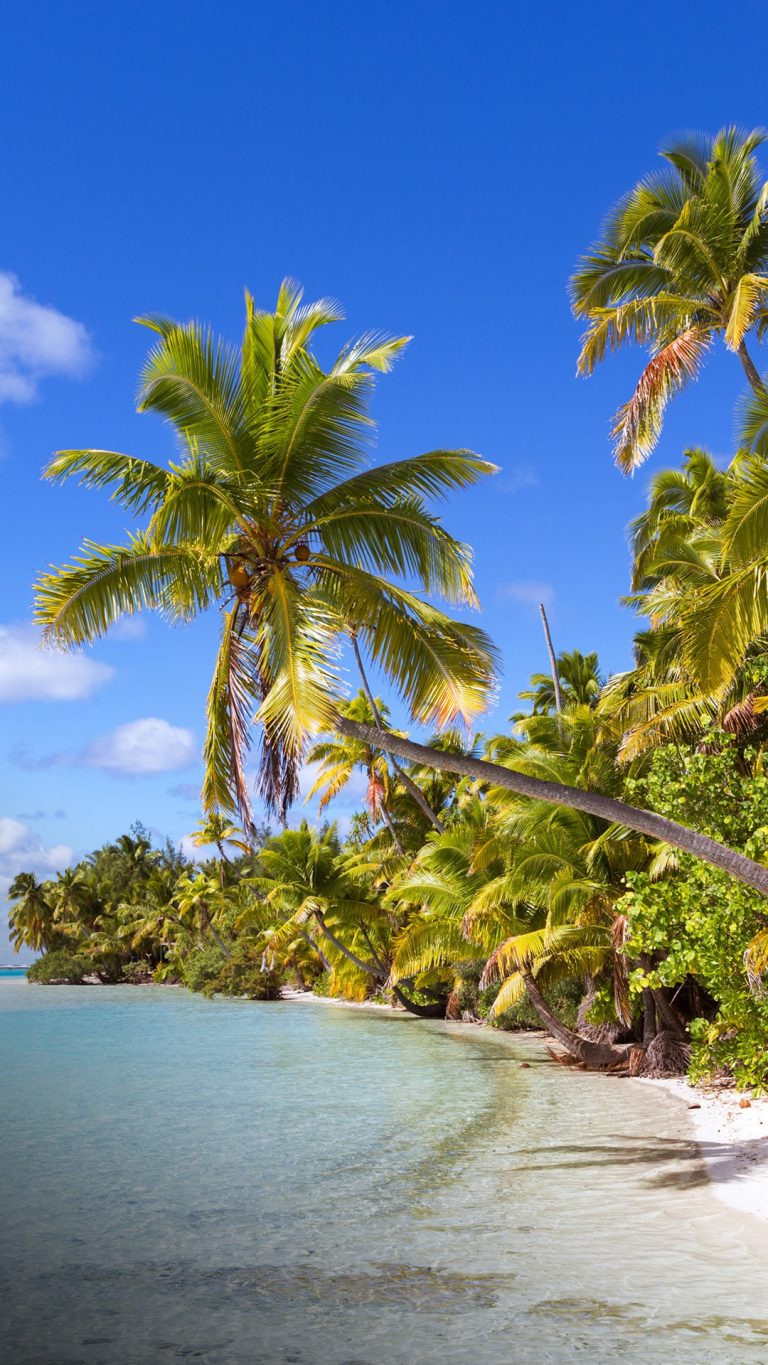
[{"xmin": 281, "ymin": 986, "xmax": 768, "ymax": 1226}]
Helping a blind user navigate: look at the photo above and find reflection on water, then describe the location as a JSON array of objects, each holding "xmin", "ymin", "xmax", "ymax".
[{"xmin": 0, "ymin": 981, "xmax": 766, "ymax": 1363}]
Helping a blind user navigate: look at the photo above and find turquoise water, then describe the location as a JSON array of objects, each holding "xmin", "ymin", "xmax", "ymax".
[{"xmin": 1, "ymin": 980, "xmax": 767, "ymax": 1364}]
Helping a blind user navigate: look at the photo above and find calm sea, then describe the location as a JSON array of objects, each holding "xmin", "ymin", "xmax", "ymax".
[{"xmin": 1, "ymin": 979, "xmax": 767, "ymax": 1363}]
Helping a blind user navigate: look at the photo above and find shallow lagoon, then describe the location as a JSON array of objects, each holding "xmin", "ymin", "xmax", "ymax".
[{"xmin": 1, "ymin": 979, "xmax": 767, "ymax": 1364}]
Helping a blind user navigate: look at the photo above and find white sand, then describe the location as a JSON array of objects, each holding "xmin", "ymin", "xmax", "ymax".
[{"xmin": 639, "ymin": 1075, "xmax": 768, "ymax": 1224}]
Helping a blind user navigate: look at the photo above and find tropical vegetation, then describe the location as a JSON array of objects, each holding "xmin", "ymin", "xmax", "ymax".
[{"xmin": 16, "ymin": 131, "xmax": 768, "ymax": 1093}]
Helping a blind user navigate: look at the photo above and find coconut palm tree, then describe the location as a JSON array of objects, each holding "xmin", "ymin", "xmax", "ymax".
[
  {"xmin": 253, "ymin": 821, "xmax": 390, "ymax": 983},
  {"xmin": 515, "ymin": 650, "xmax": 603, "ymax": 716},
  {"xmin": 172, "ymin": 871, "xmax": 233, "ymax": 957},
  {"xmin": 572, "ymin": 126, "xmax": 768, "ymax": 470},
  {"xmin": 7, "ymin": 873, "xmax": 56, "ymax": 952},
  {"xmin": 34, "ymin": 280, "xmax": 498, "ymax": 829},
  {"xmin": 35, "ymin": 282, "xmax": 768, "ymax": 896},
  {"xmin": 306, "ymin": 692, "xmax": 404, "ymax": 852},
  {"xmin": 629, "ymin": 447, "xmax": 730, "ymax": 588}
]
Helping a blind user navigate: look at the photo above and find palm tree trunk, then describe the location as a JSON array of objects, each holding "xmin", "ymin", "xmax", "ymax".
[
  {"xmin": 200, "ymin": 906, "xmax": 231, "ymax": 958},
  {"xmin": 642, "ymin": 988, "xmax": 657, "ymax": 1044},
  {"xmin": 337, "ymin": 718, "xmax": 768, "ymax": 895},
  {"xmin": 738, "ymin": 340, "xmax": 768, "ymax": 395},
  {"xmin": 297, "ymin": 928, "xmax": 331, "ymax": 973},
  {"xmin": 351, "ymin": 633, "xmax": 444, "ymax": 833},
  {"xmin": 522, "ymin": 972, "xmax": 629, "ymax": 1068},
  {"xmin": 538, "ymin": 603, "xmax": 563, "ymax": 715},
  {"xmin": 312, "ymin": 912, "xmax": 385, "ymax": 980},
  {"xmin": 377, "ymin": 787, "xmax": 405, "ymax": 855},
  {"xmin": 391, "ymin": 983, "xmax": 447, "ymax": 1017}
]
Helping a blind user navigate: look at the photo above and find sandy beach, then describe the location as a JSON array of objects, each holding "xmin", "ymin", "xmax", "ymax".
[{"xmin": 641, "ymin": 1075, "xmax": 768, "ymax": 1224}]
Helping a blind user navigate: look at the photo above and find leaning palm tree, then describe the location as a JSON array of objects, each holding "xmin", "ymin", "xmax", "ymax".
[
  {"xmin": 572, "ymin": 126, "xmax": 768, "ymax": 470},
  {"xmin": 35, "ymin": 280, "xmax": 498, "ymax": 829}
]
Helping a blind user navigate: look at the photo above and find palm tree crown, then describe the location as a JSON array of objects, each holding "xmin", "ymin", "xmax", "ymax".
[
  {"xmin": 572, "ymin": 127, "xmax": 768, "ymax": 471},
  {"xmin": 35, "ymin": 280, "xmax": 498, "ymax": 829}
]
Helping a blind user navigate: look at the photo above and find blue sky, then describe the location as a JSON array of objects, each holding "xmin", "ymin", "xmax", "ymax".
[{"xmin": 1, "ymin": 0, "xmax": 766, "ymax": 955}]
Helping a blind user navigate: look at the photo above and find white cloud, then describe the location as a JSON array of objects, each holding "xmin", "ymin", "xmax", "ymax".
[
  {"xmin": 498, "ymin": 467, "xmax": 539, "ymax": 494},
  {"xmin": 0, "ymin": 626, "xmax": 113, "ymax": 702},
  {"xmin": 110, "ymin": 617, "xmax": 147, "ymax": 642},
  {"xmin": 0, "ymin": 817, "xmax": 29, "ymax": 855},
  {"xmin": 82, "ymin": 717, "xmax": 197, "ymax": 776},
  {"xmin": 0, "ymin": 272, "xmax": 94, "ymax": 403},
  {"xmin": 496, "ymin": 580, "xmax": 554, "ymax": 609}
]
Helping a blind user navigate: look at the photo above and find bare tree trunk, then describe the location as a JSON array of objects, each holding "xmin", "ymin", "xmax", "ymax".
[
  {"xmin": 377, "ymin": 788, "xmax": 405, "ymax": 855},
  {"xmin": 200, "ymin": 906, "xmax": 231, "ymax": 958},
  {"xmin": 351, "ymin": 634, "xmax": 444, "ymax": 833},
  {"xmin": 297, "ymin": 928, "xmax": 331, "ymax": 973},
  {"xmin": 312, "ymin": 913, "xmax": 384, "ymax": 979},
  {"xmin": 539, "ymin": 603, "xmax": 563, "ymax": 715},
  {"xmin": 337, "ymin": 718, "xmax": 768, "ymax": 896},
  {"xmin": 391, "ymin": 983, "xmax": 447, "ymax": 1017},
  {"xmin": 642, "ymin": 988, "xmax": 657, "ymax": 1044},
  {"xmin": 522, "ymin": 973, "xmax": 629, "ymax": 1068},
  {"xmin": 651, "ymin": 987, "xmax": 687, "ymax": 1037},
  {"xmin": 738, "ymin": 340, "xmax": 768, "ymax": 395}
]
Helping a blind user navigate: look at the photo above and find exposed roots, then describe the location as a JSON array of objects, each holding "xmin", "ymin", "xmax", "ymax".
[{"xmin": 640, "ymin": 1028, "xmax": 691, "ymax": 1078}]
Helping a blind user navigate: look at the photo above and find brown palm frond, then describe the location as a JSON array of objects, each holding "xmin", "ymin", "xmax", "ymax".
[{"xmin": 612, "ymin": 329, "xmax": 711, "ymax": 472}]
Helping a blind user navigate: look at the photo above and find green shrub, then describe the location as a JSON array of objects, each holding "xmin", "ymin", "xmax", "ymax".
[
  {"xmin": 181, "ymin": 944, "xmax": 228, "ymax": 992},
  {"xmin": 27, "ymin": 951, "xmax": 93, "ymax": 984},
  {"xmin": 120, "ymin": 960, "xmax": 154, "ymax": 984},
  {"xmin": 621, "ymin": 741, "xmax": 768, "ymax": 1091},
  {"xmin": 201, "ymin": 941, "xmax": 283, "ymax": 1000}
]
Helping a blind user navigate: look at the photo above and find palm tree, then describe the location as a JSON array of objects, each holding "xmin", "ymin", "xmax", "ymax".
[
  {"xmin": 35, "ymin": 281, "xmax": 768, "ymax": 896},
  {"xmin": 629, "ymin": 447, "xmax": 730, "ymax": 589},
  {"xmin": 172, "ymin": 871, "xmax": 233, "ymax": 957},
  {"xmin": 35, "ymin": 279, "xmax": 498, "ymax": 829},
  {"xmin": 335, "ymin": 713, "xmax": 768, "ymax": 894},
  {"xmin": 7, "ymin": 874, "xmax": 56, "ymax": 952},
  {"xmin": 306, "ymin": 692, "xmax": 403, "ymax": 852},
  {"xmin": 572, "ymin": 126, "xmax": 768, "ymax": 470},
  {"xmin": 253, "ymin": 822, "xmax": 389, "ymax": 984},
  {"xmin": 516, "ymin": 649, "xmax": 603, "ymax": 716}
]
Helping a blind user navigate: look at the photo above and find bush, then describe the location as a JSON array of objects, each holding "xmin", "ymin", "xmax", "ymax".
[
  {"xmin": 120, "ymin": 960, "xmax": 154, "ymax": 984},
  {"xmin": 200, "ymin": 941, "xmax": 283, "ymax": 1000},
  {"xmin": 491, "ymin": 977, "xmax": 582, "ymax": 1032},
  {"xmin": 27, "ymin": 951, "xmax": 93, "ymax": 984},
  {"xmin": 181, "ymin": 944, "xmax": 228, "ymax": 993},
  {"xmin": 621, "ymin": 740, "xmax": 768, "ymax": 1091}
]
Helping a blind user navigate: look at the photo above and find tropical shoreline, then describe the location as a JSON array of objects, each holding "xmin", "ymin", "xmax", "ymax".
[{"xmin": 282, "ymin": 986, "xmax": 768, "ymax": 1226}]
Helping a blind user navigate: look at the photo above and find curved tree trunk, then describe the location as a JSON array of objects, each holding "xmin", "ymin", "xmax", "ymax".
[
  {"xmin": 312, "ymin": 913, "xmax": 384, "ymax": 980},
  {"xmin": 337, "ymin": 719, "xmax": 768, "ymax": 896},
  {"xmin": 391, "ymin": 984, "xmax": 447, "ymax": 1017},
  {"xmin": 351, "ymin": 634, "xmax": 445, "ymax": 834},
  {"xmin": 738, "ymin": 340, "xmax": 767, "ymax": 395},
  {"xmin": 522, "ymin": 973, "xmax": 629, "ymax": 1068},
  {"xmin": 297, "ymin": 928, "xmax": 332, "ymax": 973}
]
